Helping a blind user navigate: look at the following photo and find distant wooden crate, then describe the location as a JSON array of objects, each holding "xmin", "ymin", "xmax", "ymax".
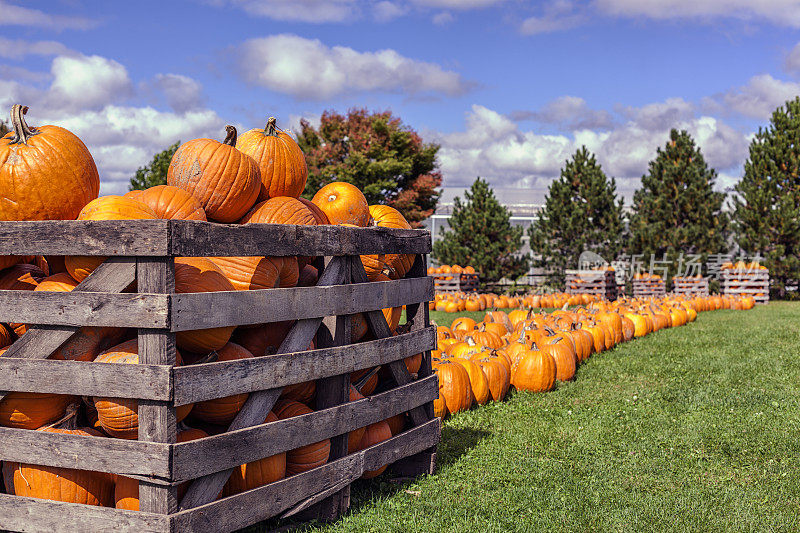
[
  {"xmin": 432, "ymin": 273, "xmax": 479, "ymax": 293},
  {"xmin": 0, "ymin": 220, "xmax": 438, "ymax": 533},
  {"xmin": 565, "ymin": 270, "xmax": 617, "ymax": 300},
  {"xmin": 632, "ymin": 277, "xmax": 666, "ymax": 298},
  {"xmin": 672, "ymin": 277, "xmax": 709, "ymax": 296},
  {"xmin": 721, "ymin": 269, "xmax": 770, "ymax": 304}
]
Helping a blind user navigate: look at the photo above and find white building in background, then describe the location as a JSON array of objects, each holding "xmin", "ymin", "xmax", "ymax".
[{"xmin": 420, "ymin": 187, "xmax": 549, "ymax": 281}]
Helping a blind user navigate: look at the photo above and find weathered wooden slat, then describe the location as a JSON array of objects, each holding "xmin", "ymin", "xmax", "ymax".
[
  {"xmin": 177, "ymin": 257, "xmax": 349, "ymax": 511},
  {"xmin": 0, "ymin": 219, "xmax": 170, "ymax": 256},
  {"xmin": 170, "ymin": 220, "xmax": 431, "ymax": 257},
  {"xmin": 170, "ymin": 275, "xmax": 433, "ymax": 330},
  {"xmin": 0, "ymin": 258, "xmax": 137, "ymax": 402},
  {"xmin": 172, "ymin": 374, "xmax": 437, "ymax": 481},
  {"xmin": 137, "ymin": 257, "xmax": 179, "ymax": 515},
  {"xmin": 0, "ymin": 426, "xmax": 172, "ymax": 477},
  {"xmin": 350, "ymin": 259, "xmax": 432, "ymax": 428},
  {"xmin": 172, "ymin": 327, "xmax": 435, "ymax": 406},
  {"xmin": 0, "ymin": 358, "xmax": 171, "ymax": 399},
  {"xmin": 0, "ymin": 291, "xmax": 168, "ymax": 327},
  {"xmin": 0, "ymin": 494, "xmax": 170, "ymax": 533},
  {"xmin": 169, "ymin": 420, "xmax": 439, "ymax": 533}
]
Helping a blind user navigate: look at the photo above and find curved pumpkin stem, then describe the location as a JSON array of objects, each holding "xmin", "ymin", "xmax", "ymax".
[
  {"xmin": 264, "ymin": 116, "xmax": 280, "ymax": 136},
  {"xmin": 10, "ymin": 104, "xmax": 35, "ymax": 144},
  {"xmin": 223, "ymin": 125, "xmax": 237, "ymax": 146}
]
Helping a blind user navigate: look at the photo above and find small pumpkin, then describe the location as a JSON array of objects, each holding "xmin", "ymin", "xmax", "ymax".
[
  {"xmin": 236, "ymin": 117, "xmax": 308, "ymax": 201},
  {"xmin": 168, "ymin": 126, "xmax": 260, "ymax": 223}
]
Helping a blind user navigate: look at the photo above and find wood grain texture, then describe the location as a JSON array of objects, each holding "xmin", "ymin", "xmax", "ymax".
[
  {"xmin": 0, "ymin": 358, "xmax": 171, "ymax": 399},
  {"xmin": 0, "ymin": 426, "xmax": 172, "ymax": 477},
  {"xmin": 170, "ymin": 220, "xmax": 431, "ymax": 257},
  {"xmin": 0, "ymin": 494, "xmax": 170, "ymax": 533},
  {"xmin": 170, "ymin": 420, "xmax": 439, "ymax": 533},
  {"xmin": 0, "ymin": 291, "xmax": 168, "ymax": 327},
  {"xmin": 173, "ymin": 327, "xmax": 435, "ymax": 405},
  {"xmin": 170, "ymin": 275, "xmax": 433, "ymax": 330},
  {"xmin": 0, "ymin": 258, "xmax": 137, "ymax": 402},
  {"xmin": 137, "ymin": 257, "xmax": 179, "ymax": 515},
  {"xmin": 0, "ymin": 220, "xmax": 170, "ymax": 256},
  {"xmin": 172, "ymin": 375, "xmax": 438, "ymax": 481}
]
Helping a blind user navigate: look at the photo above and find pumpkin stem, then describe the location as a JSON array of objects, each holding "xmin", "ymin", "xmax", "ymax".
[
  {"xmin": 10, "ymin": 104, "xmax": 35, "ymax": 144},
  {"xmin": 264, "ymin": 116, "xmax": 279, "ymax": 136},
  {"xmin": 223, "ymin": 125, "xmax": 237, "ymax": 146}
]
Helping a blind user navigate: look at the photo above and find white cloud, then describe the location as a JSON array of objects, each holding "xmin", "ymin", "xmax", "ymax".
[
  {"xmin": 210, "ymin": 0, "xmax": 358, "ymax": 23},
  {"xmin": 49, "ymin": 55, "xmax": 133, "ymax": 111},
  {"xmin": 710, "ymin": 74, "xmax": 800, "ymax": 120},
  {"xmin": 373, "ymin": 1, "xmax": 407, "ymax": 21},
  {"xmin": 152, "ymin": 74, "xmax": 205, "ymax": 113},
  {"xmin": 786, "ymin": 42, "xmax": 800, "ymax": 75},
  {"xmin": 236, "ymin": 34, "xmax": 471, "ymax": 99},
  {"xmin": 513, "ymin": 96, "xmax": 615, "ymax": 129},
  {"xmin": 432, "ymin": 11, "xmax": 454, "ymax": 25},
  {"xmin": 0, "ymin": 1, "xmax": 98, "ymax": 30},
  {"xmin": 411, "ymin": 0, "xmax": 505, "ymax": 8},
  {"xmin": 435, "ymin": 101, "xmax": 750, "ymax": 199},
  {"xmin": 0, "ymin": 38, "xmax": 76, "ymax": 58},
  {"xmin": 595, "ymin": 0, "xmax": 800, "ymax": 27}
]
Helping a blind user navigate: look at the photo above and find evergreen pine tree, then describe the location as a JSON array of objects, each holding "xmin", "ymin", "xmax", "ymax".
[
  {"xmin": 529, "ymin": 146, "xmax": 625, "ymax": 286},
  {"xmin": 628, "ymin": 129, "xmax": 728, "ymax": 285},
  {"xmin": 129, "ymin": 141, "xmax": 180, "ymax": 191},
  {"xmin": 433, "ymin": 177, "xmax": 529, "ymax": 284},
  {"xmin": 733, "ymin": 97, "xmax": 800, "ymax": 299}
]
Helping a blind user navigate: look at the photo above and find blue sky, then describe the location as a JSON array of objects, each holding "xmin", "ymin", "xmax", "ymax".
[{"xmin": 2, "ymin": 1, "xmax": 800, "ymax": 200}]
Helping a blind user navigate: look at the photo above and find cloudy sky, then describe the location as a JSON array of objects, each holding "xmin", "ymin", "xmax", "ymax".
[{"xmin": 2, "ymin": 1, "xmax": 800, "ymax": 199}]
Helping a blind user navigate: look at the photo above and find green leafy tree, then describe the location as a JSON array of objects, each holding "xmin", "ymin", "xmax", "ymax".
[
  {"xmin": 529, "ymin": 146, "xmax": 625, "ymax": 286},
  {"xmin": 433, "ymin": 178, "xmax": 529, "ymax": 284},
  {"xmin": 733, "ymin": 97, "xmax": 800, "ymax": 299},
  {"xmin": 296, "ymin": 108, "xmax": 441, "ymax": 227},
  {"xmin": 129, "ymin": 141, "xmax": 180, "ymax": 191},
  {"xmin": 628, "ymin": 129, "xmax": 728, "ymax": 285}
]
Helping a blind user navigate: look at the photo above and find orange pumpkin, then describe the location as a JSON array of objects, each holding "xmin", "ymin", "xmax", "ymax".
[
  {"xmin": 174, "ymin": 257, "xmax": 236, "ymax": 352},
  {"xmin": 452, "ymin": 357, "xmax": 490, "ymax": 405},
  {"xmin": 236, "ymin": 117, "xmax": 308, "ymax": 201},
  {"xmin": 356, "ymin": 420, "xmax": 393, "ymax": 479},
  {"xmin": 190, "ymin": 343, "xmax": 253, "ymax": 425},
  {"xmin": 511, "ymin": 347, "xmax": 556, "ymax": 392},
  {"xmin": 168, "ymin": 125, "xmax": 260, "ymax": 223},
  {"xmin": 93, "ymin": 340, "xmax": 192, "ymax": 439},
  {"xmin": 432, "ymin": 359, "xmax": 472, "ymax": 414},
  {"xmin": 65, "ymin": 196, "xmax": 158, "ymax": 282},
  {"xmin": 0, "ymin": 105, "xmax": 98, "ymax": 221},
  {"xmin": 131, "ymin": 185, "xmax": 207, "ymax": 221},
  {"xmin": 273, "ymin": 400, "xmax": 330, "ymax": 475},
  {"xmin": 209, "ymin": 256, "xmax": 279, "ymax": 291},
  {"xmin": 365, "ymin": 204, "xmax": 414, "ymax": 278},
  {"xmin": 222, "ymin": 411, "xmax": 286, "ymax": 496},
  {"xmin": 311, "ymin": 182, "xmax": 370, "ymax": 226}
]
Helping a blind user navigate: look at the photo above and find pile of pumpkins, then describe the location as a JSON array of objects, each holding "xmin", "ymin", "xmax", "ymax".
[
  {"xmin": 427, "ymin": 264, "xmax": 477, "ymax": 280},
  {"xmin": 0, "ymin": 106, "xmax": 417, "ymax": 508},
  {"xmin": 431, "ymin": 293, "xmax": 756, "ymax": 418},
  {"xmin": 432, "ymin": 292, "xmax": 600, "ymax": 313}
]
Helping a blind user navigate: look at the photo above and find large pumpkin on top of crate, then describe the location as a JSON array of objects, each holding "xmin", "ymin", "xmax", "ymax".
[{"xmin": 0, "ymin": 105, "xmax": 99, "ymax": 221}]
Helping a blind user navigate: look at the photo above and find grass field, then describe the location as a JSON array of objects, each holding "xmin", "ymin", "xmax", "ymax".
[{"xmin": 260, "ymin": 302, "xmax": 800, "ymax": 532}]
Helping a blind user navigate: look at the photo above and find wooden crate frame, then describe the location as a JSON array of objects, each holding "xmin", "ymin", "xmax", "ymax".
[
  {"xmin": 565, "ymin": 270, "xmax": 617, "ymax": 300},
  {"xmin": 432, "ymin": 273, "xmax": 479, "ymax": 293},
  {"xmin": 721, "ymin": 269, "xmax": 770, "ymax": 303},
  {"xmin": 632, "ymin": 278, "xmax": 666, "ymax": 298},
  {"xmin": 672, "ymin": 277, "xmax": 710, "ymax": 297},
  {"xmin": 0, "ymin": 220, "xmax": 438, "ymax": 533}
]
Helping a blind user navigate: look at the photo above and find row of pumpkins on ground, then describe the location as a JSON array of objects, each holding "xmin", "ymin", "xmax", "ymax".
[
  {"xmin": 0, "ymin": 106, "xmax": 420, "ymax": 509},
  {"xmin": 432, "ymin": 292, "xmax": 601, "ymax": 313},
  {"xmin": 430, "ymin": 294, "xmax": 756, "ymax": 418},
  {"xmin": 427, "ymin": 264, "xmax": 478, "ymax": 279}
]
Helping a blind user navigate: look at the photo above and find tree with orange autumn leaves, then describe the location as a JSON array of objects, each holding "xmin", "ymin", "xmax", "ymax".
[{"xmin": 296, "ymin": 108, "xmax": 441, "ymax": 227}]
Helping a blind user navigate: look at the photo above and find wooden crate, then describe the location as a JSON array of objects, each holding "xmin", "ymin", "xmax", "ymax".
[
  {"xmin": 721, "ymin": 269, "xmax": 770, "ymax": 304},
  {"xmin": 565, "ymin": 270, "xmax": 617, "ymax": 300},
  {"xmin": 672, "ymin": 277, "xmax": 709, "ymax": 297},
  {"xmin": 0, "ymin": 220, "xmax": 438, "ymax": 533},
  {"xmin": 632, "ymin": 278, "xmax": 666, "ymax": 298},
  {"xmin": 432, "ymin": 273, "xmax": 479, "ymax": 293}
]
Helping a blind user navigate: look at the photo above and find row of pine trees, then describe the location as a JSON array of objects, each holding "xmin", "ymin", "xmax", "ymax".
[{"xmin": 434, "ymin": 97, "xmax": 800, "ymax": 298}]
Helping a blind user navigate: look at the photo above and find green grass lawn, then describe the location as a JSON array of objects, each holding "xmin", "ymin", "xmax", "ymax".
[{"xmin": 265, "ymin": 302, "xmax": 800, "ymax": 532}]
